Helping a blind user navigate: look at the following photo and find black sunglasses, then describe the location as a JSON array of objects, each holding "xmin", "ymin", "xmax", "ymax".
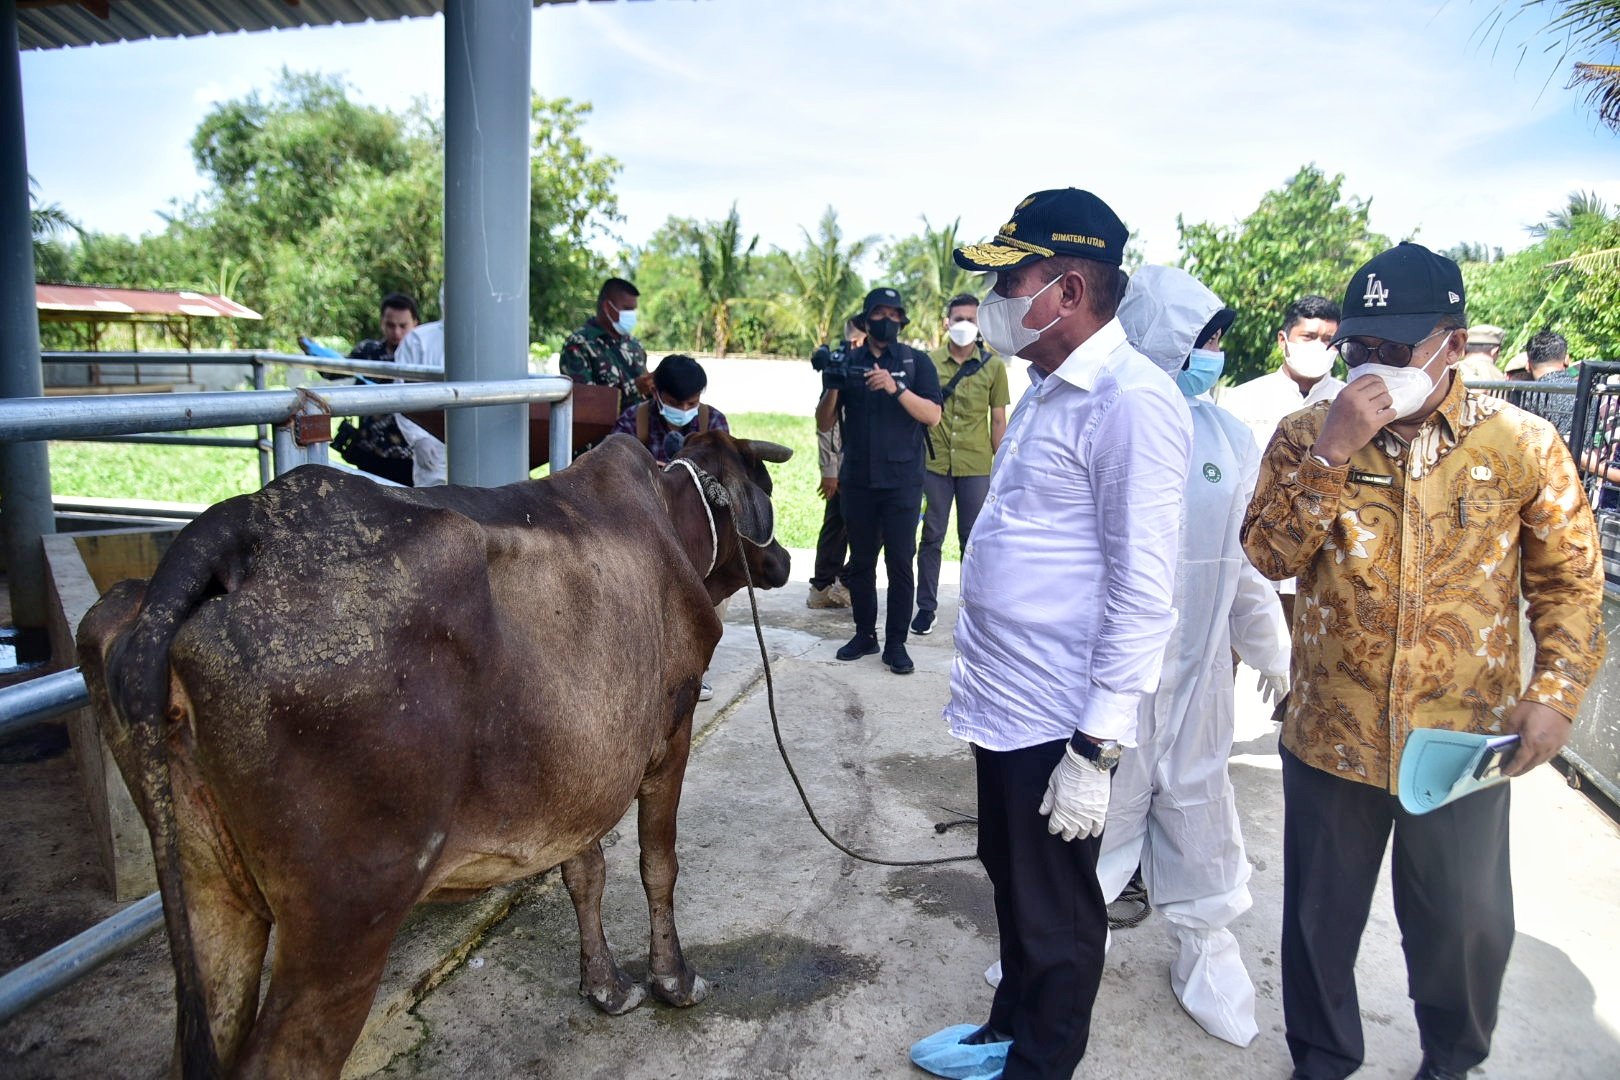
[{"xmin": 1339, "ymin": 330, "xmax": 1446, "ymax": 369}]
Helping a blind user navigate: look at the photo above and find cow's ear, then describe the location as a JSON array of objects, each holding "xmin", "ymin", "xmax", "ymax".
[{"xmin": 724, "ymin": 476, "xmax": 775, "ymax": 547}]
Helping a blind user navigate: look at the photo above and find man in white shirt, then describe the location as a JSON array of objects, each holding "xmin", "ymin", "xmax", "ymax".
[
  {"xmin": 391, "ymin": 299, "xmax": 449, "ymax": 487},
  {"xmin": 1218, "ymin": 295, "xmax": 1344, "ymax": 451},
  {"xmin": 916, "ymin": 189, "xmax": 1192, "ymax": 1080}
]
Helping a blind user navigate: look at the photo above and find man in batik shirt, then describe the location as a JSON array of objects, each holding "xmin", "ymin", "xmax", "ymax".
[{"xmin": 1242, "ymin": 243, "xmax": 1605, "ymax": 1080}]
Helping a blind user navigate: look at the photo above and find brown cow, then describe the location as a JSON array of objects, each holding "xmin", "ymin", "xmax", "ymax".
[{"xmin": 76, "ymin": 432, "xmax": 792, "ymax": 1079}]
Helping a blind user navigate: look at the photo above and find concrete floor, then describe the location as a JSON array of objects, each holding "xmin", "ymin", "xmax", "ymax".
[
  {"xmin": 2, "ymin": 552, "xmax": 1618, "ymax": 1079},
  {"xmin": 388, "ymin": 553, "xmax": 1620, "ymax": 1079}
]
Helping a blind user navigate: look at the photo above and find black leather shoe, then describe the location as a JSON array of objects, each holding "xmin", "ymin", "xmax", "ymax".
[
  {"xmin": 883, "ymin": 645, "xmax": 915, "ymax": 674},
  {"xmin": 835, "ymin": 634, "xmax": 880, "ymax": 661},
  {"xmin": 1413, "ymin": 1060, "xmax": 1468, "ymax": 1080},
  {"xmin": 910, "ymin": 609, "xmax": 935, "ymax": 635}
]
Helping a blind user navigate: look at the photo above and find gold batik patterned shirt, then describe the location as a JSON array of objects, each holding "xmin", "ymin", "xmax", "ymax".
[{"xmin": 1241, "ymin": 373, "xmax": 1606, "ymax": 791}]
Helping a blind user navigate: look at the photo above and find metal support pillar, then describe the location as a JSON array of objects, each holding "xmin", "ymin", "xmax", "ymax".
[
  {"xmin": 0, "ymin": 0, "xmax": 54, "ymax": 632},
  {"xmin": 443, "ymin": 0, "xmax": 532, "ymax": 486}
]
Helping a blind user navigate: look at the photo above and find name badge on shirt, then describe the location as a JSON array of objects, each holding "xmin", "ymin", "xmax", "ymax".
[{"xmin": 1348, "ymin": 468, "xmax": 1394, "ymax": 488}]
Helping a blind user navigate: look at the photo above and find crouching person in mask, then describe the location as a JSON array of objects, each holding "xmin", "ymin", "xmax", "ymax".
[
  {"xmin": 610, "ymin": 352, "xmax": 728, "ymax": 464},
  {"xmin": 1104, "ymin": 264, "xmax": 1292, "ymax": 1047}
]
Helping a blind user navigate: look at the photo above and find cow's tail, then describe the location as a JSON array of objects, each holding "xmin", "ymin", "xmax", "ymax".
[{"xmin": 98, "ymin": 507, "xmax": 253, "ymax": 1080}]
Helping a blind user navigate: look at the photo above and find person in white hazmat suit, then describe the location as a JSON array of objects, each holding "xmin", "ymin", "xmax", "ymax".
[{"xmin": 1101, "ymin": 264, "xmax": 1292, "ymax": 1047}]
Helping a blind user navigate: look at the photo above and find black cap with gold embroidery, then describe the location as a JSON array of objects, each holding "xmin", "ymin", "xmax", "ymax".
[{"xmin": 954, "ymin": 188, "xmax": 1129, "ymax": 272}]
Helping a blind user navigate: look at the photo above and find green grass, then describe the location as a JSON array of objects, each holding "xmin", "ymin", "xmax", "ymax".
[
  {"xmin": 46, "ymin": 413, "xmax": 961, "ymax": 560},
  {"xmin": 49, "ymin": 426, "xmax": 263, "ymax": 505}
]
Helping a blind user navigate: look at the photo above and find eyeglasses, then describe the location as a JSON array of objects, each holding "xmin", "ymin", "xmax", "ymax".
[{"xmin": 1339, "ymin": 329, "xmax": 1446, "ymax": 368}]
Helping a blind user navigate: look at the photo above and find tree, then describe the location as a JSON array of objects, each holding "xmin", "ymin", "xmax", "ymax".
[
  {"xmin": 30, "ymin": 175, "xmax": 80, "ymax": 282},
  {"xmin": 1177, "ymin": 165, "xmax": 1389, "ymax": 383},
  {"xmin": 773, "ymin": 207, "xmax": 874, "ymax": 354},
  {"xmin": 1464, "ymin": 192, "xmax": 1620, "ymax": 360},
  {"xmin": 882, "ymin": 216, "xmax": 976, "ymax": 347},
  {"xmin": 1530, "ymin": 189, "xmax": 1610, "ymax": 237},
  {"xmin": 690, "ymin": 202, "xmax": 758, "ymax": 356},
  {"xmin": 52, "ymin": 75, "xmax": 621, "ymax": 354},
  {"xmin": 625, "ymin": 215, "xmax": 708, "ymax": 351},
  {"xmin": 1444, "ymin": 241, "xmax": 1504, "ymax": 264},
  {"xmin": 528, "ymin": 97, "xmax": 622, "ymax": 338},
  {"xmin": 1495, "ymin": 2, "xmax": 1620, "ymax": 131}
]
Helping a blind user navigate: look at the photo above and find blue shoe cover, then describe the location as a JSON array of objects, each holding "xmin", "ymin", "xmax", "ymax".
[{"xmin": 909, "ymin": 1023, "xmax": 1010, "ymax": 1079}]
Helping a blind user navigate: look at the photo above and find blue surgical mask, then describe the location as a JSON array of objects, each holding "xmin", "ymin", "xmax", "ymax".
[
  {"xmin": 1177, "ymin": 348, "xmax": 1225, "ymax": 398},
  {"xmin": 659, "ymin": 397, "xmax": 699, "ymax": 428},
  {"xmin": 609, "ymin": 302, "xmax": 638, "ymax": 336}
]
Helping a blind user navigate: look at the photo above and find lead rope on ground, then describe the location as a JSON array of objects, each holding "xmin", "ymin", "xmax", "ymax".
[{"xmin": 733, "ymin": 523, "xmax": 977, "ymax": 868}]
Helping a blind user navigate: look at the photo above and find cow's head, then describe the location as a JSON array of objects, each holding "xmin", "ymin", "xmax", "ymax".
[{"xmin": 671, "ymin": 431, "xmax": 793, "ymax": 601}]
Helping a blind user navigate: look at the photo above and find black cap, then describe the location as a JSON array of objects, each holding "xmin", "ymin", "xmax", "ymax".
[
  {"xmin": 1333, "ymin": 242, "xmax": 1465, "ymax": 346},
  {"xmin": 954, "ymin": 188, "xmax": 1128, "ymax": 273},
  {"xmin": 862, "ymin": 287, "xmax": 905, "ymax": 317}
]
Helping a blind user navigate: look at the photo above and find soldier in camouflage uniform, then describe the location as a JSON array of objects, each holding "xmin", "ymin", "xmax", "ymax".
[{"xmin": 560, "ymin": 277, "xmax": 654, "ymax": 411}]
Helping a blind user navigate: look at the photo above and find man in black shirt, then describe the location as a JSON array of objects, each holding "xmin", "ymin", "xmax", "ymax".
[{"xmin": 815, "ymin": 287, "xmax": 943, "ymax": 674}]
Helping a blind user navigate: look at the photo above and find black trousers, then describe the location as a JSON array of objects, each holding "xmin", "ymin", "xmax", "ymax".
[
  {"xmin": 1281, "ymin": 746, "xmax": 1514, "ymax": 1079},
  {"xmin": 916, "ymin": 470, "xmax": 990, "ymax": 615},
  {"xmin": 975, "ymin": 740, "xmax": 1108, "ymax": 1080},
  {"xmin": 840, "ymin": 482, "xmax": 922, "ymax": 645},
  {"xmin": 809, "ymin": 488, "xmax": 848, "ymax": 591}
]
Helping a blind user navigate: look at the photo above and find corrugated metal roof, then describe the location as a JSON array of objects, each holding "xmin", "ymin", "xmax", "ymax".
[
  {"xmin": 17, "ymin": 1, "xmax": 606, "ymax": 52},
  {"xmin": 36, "ymin": 283, "xmax": 262, "ymax": 320}
]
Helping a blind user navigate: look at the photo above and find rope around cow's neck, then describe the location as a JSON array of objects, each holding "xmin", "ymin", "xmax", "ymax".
[
  {"xmin": 663, "ymin": 458, "xmax": 717, "ymax": 578},
  {"xmin": 728, "ymin": 516, "xmax": 977, "ymax": 868}
]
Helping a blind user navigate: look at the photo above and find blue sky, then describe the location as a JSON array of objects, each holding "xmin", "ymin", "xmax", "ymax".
[{"xmin": 20, "ymin": 0, "xmax": 1620, "ymax": 271}]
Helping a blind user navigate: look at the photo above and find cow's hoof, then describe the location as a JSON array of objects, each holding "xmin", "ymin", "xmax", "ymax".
[
  {"xmin": 583, "ymin": 977, "xmax": 645, "ymax": 1016},
  {"xmin": 652, "ymin": 970, "xmax": 709, "ymax": 1007}
]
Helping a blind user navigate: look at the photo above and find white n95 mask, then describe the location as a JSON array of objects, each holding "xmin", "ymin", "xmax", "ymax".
[
  {"xmin": 1345, "ymin": 333, "xmax": 1449, "ymax": 420},
  {"xmin": 947, "ymin": 321, "xmax": 980, "ymax": 348},
  {"xmin": 977, "ymin": 275, "xmax": 1062, "ymax": 357},
  {"xmin": 1284, "ymin": 341, "xmax": 1335, "ymax": 379}
]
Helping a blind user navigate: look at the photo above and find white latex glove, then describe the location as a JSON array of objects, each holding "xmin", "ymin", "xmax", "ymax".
[
  {"xmin": 1038, "ymin": 746, "xmax": 1111, "ymax": 841},
  {"xmin": 1258, "ymin": 670, "xmax": 1290, "ymax": 706}
]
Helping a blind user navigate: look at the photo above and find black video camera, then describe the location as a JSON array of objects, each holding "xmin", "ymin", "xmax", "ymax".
[{"xmin": 812, "ymin": 343, "xmax": 873, "ymax": 391}]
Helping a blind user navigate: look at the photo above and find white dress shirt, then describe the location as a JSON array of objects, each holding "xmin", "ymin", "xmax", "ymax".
[
  {"xmin": 387, "ymin": 321, "xmax": 448, "ymax": 486},
  {"xmin": 944, "ymin": 318, "xmax": 1193, "ymax": 750},
  {"xmin": 1215, "ymin": 366, "xmax": 1342, "ymax": 452}
]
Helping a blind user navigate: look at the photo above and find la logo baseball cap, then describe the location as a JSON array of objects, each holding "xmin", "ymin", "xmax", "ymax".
[{"xmin": 1333, "ymin": 242, "xmax": 1466, "ymax": 346}]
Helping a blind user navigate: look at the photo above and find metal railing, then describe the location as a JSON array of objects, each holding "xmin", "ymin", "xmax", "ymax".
[
  {"xmin": 40, "ymin": 350, "xmax": 463, "ymax": 487},
  {"xmin": 0, "ymin": 373, "xmax": 574, "ymax": 1023},
  {"xmin": 3, "ymin": 374, "xmax": 574, "ymax": 477}
]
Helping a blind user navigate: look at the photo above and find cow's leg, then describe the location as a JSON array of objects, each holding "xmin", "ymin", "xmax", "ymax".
[
  {"xmin": 232, "ymin": 907, "xmax": 408, "ymax": 1080},
  {"xmin": 562, "ymin": 841, "xmax": 645, "ymax": 1015},
  {"xmin": 638, "ymin": 720, "xmax": 708, "ymax": 1008},
  {"xmin": 183, "ymin": 873, "xmax": 270, "ymax": 1072},
  {"xmin": 164, "ymin": 761, "xmax": 272, "ymax": 1074}
]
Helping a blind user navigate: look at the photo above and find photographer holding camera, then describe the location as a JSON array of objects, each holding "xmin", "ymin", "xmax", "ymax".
[{"xmin": 815, "ymin": 287, "xmax": 943, "ymax": 674}]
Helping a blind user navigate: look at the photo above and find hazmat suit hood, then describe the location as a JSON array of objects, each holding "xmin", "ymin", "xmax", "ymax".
[{"xmin": 1118, "ymin": 265, "xmax": 1226, "ymax": 376}]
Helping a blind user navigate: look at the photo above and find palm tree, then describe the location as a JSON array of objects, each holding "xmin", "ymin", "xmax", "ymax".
[
  {"xmin": 29, "ymin": 175, "xmax": 81, "ymax": 263},
  {"xmin": 689, "ymin": 203, "xmax": 758, "ymax": 357},
  {"xmin": 900, "ymin": 216, "xmax": 977, "ymax": 348},
  {"xmin": 1499, "ymin": 2, "xmax": 1620, "ymax": 132},
  {"xmin": 774, "ymin": 207, "xmax": 875, "ymax": 350},
  {"xmin": 1530, "ymin": 189, "xmax": 1611, "ymax": 237}
]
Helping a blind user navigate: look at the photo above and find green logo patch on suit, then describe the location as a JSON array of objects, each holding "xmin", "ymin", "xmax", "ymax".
[{"xmin": 1202, "ymin": 462, "xmax": 1222, "ymax": 484}]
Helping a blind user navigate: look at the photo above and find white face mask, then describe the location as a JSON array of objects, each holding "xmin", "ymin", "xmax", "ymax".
[
  {"xmin": 977, "ymin": 274, "xmax": 1063, "ymax": 357},
  {"xmin": 1345, "ymin": 332, "xmax": 1450, "ymax": 420},
  {"xmin": 1284, "ymin": 340, "xmax": 1335, "ymax": 380},
  {"xmin": 946, "ymin": 320, "xmax": 980, "ymax": 348}
]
